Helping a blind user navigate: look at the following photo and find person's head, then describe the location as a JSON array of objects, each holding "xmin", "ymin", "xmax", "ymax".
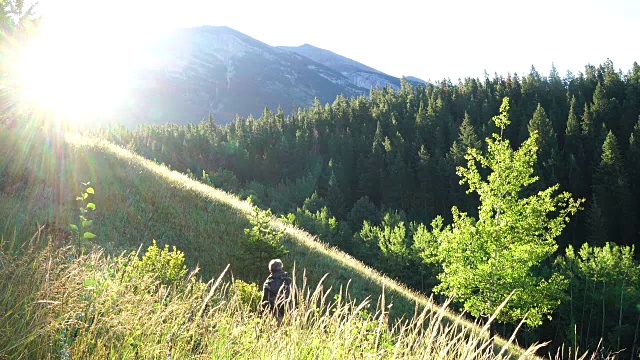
[{"xmin": 268, "ymin": 259, "xmax": 283, "ymax": 273}]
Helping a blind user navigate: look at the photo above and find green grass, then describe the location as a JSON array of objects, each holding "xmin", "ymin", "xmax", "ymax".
[
  {"xmin": 0, "ymin": 125, "xmax": 582, "ymax": 358},
  {"xmin": 0, "ymin": 239, "xmax": 571, "ymax": 359}
]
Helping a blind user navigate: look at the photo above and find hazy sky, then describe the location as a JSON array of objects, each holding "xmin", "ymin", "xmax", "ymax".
[{"xmin": 38, "ymin": 0, "xmax": 640, "ymax": 82}]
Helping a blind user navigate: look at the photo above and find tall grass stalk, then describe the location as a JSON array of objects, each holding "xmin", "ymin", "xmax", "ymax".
[{"xmin": 0, "ymin": 242, "xmax": 593, "ymax": 359}]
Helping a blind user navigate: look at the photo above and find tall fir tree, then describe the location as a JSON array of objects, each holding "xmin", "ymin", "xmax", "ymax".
[
  {"xmin": 528, "ymin": 103, "xmax": 559, "ymax": 188},
  {"xmin": 359, "ymin": 121, "xmax": 385, "ymax": 204},
  {"xmin": 327, "ymin": 160, "xmax": 346, "ymax": 219},
  {"xmin": 448, "ymin": 112, "xmax": 482, "ymax": 167},
  {"xmin": 627, "ymin": 119, "xmax": 640, "ymax": 229},
  {"xmin": 585, "ymin": 196, "xmax": 607, "ymax": 246},
  {"xmin": 592, "ymin": 131, "xmax": 636, "ymax": 246},
  {"xmin": 564, "ymin": 96, "xmax": 581, "ymax": 155}
]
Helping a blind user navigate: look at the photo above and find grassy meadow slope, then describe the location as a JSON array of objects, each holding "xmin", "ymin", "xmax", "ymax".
[{"xmin": 0, "ymin": 124, "xmax": 549, "ymax": 358}]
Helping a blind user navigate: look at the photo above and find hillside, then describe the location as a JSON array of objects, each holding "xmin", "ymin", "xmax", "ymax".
[
  {"xmin": 93, "ymin": 59, "xmax": 640, "ymax": 356},
  {"xmin": 0, "ymin": 124, "xmax": 542, "ymax": 358}
]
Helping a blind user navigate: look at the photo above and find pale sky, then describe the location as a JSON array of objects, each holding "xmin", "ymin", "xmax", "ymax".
[{"xmin": 36, "ymin": 0, "xmax": 640, "ymax": 82}]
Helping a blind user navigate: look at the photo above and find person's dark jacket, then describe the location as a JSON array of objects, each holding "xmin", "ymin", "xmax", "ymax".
[{"xmin": 261, "ymin": 270, "xmax": 291, "ymax": 315}]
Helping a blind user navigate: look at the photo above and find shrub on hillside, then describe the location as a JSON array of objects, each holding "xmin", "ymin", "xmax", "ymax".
[
  {"xmin": 233, "ymin": 279, "xmax": 262, "ymax": 312},
  {"xmin": 125, "ymin": 240, "xmax": 188, "ymax": 287},
  {"xmin": 237, "ymin": 206, "xmax": 288, "ymax": 279}
]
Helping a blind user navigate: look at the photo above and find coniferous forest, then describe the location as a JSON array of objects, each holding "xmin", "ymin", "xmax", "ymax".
[{"xmin": 96, "ymin": 61, "xmax": 640, "ymax": 355}]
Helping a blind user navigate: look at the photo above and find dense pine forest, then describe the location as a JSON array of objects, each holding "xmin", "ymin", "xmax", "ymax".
[{"xmin": 97, "ymin": 62, "xmax": 640, "ymax": 356}]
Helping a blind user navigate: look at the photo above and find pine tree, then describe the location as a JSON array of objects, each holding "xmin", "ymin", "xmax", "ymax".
[
  {"xmin": 413, "ymin": 144, "xmax": 432, "ymax": 216},
  {"xmin": 591, "ymin": 82, "xmax": 610, "ymax": 132},
  {"xmin": 592, "ymin": 131, "xmax": 635, "ymax": 246},
  {"xmin": 585, "ymin": 196, "xmax": 607, "ymax": 246},
  {"xmin": 627, "ymin": 119, "xmax": 640, "ymax": 225},
  {"xmin": 384, "ymin": 149, "xmax": 406, "ymax": 209},
  {"xmin": 561, "ymin": 96, "xmax": 585, "ymax": 196},
  {"xmin": 327, "ymin": 165, "xmax": 346, "ymax": 219},
  {"xmin": 548, "ymin": 63, "xmax": 568, "ymax": 138},
  {"xmin": 528, "ymin": 103, "xmax": 559, "ymax": 187},
  {"xmin": 359, "ymin": 121, "xmax": 385, "ymax": 204},
  {"xmin": 447, "ymin": 112, "xmax": 482, "ymax": 216},
  {"xmin": 581, "ymin": 103, "xmax": 595, "ymax": 138},
  {"xmin": 448, "ymin": 112, "xmax": 482, "ymax": 167},
  {"xmin": 565, "ymin": 96, "xmax": 580, "ymax": 155},
  {"xmin": 622, "ymin": 63, "xmax": 640, "ymax": 138},
  {"xmin": 347, "ymin": 196, "xmax": 380, "ymax": 231}
]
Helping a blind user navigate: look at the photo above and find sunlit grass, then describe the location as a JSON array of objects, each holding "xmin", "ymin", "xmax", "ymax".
[{"xmin": 0, "ymin": 241, "xmax": 579, "ymax": 359}]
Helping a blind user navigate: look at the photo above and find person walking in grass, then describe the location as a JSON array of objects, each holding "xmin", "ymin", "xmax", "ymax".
[{"xmin": 261, "ymin": 259, "xmax": 292, "ymax": 325}]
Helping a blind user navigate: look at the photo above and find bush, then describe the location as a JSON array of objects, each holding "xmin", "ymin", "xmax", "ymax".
[
  {"xmin": 237, "ymin": 206, "xmax": 288, "ymax": 279},
  {"xmin": 126, "ymin": 240, "xmax": 188, "ymax": 287},
  {"xmin": 234, "ymin": 279, "xmax": 262, "ymax": 312}
]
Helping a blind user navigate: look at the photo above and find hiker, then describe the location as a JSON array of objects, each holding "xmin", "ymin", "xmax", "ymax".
[{"xmin": 261, "ymin": 259, "xmax": 292, "ymax": 324}]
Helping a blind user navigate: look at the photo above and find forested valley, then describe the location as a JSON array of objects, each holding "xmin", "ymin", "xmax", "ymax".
[{"xmin": 96, "ymin": 60, "xmax": 640, "ymax": 355}]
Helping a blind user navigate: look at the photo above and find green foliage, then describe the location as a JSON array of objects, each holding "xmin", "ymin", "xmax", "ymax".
[
  {"xmin": 555, "ymin": 243, "xmax": 640, "ymax": 350},
  {"xmin": 239, "ymin": 206, "xmax": 288, "ymax": 277},
  {"xmin": 593, "ymin": 130, "xmax": 635, "ymax": 244},
  {"xmin": 449, "ymin": 112, "xmax": 482, "ymax": 167},
  {"xmin": 528, "ymin": 103, "xmax": 559, "ymax": 187},
  {"xmin": 423, "ymin": 97, "xmax": 584, "ymax": 327},
  {"xmin": 347, "ymin": 196, "xmax": 380, "ymax": 231},
  {"xmin": 8, "ymin": 55, "xmax": 640, "ymax": 354},
  {"xmin": 233, "ymin": 279, "xmax": 262, "ymax": 312},
  {"xmin": 126, "ymin": 240, "xmax": 188, "ymax": 288},
  {"xmin": 0, "ymin": 245, "xmax": 550, "ymax": 359},
  {"xmin": 301, "ymin": 191, "xmax": 327, "ymax": 214},
  {"xmin": 327, "ymin": 168, "xmax": 346, "ymax": 218},
  {"xmin": 70, "ymin": 182, "xmax": 97, "ymax": 252},
  {"xmin": 293, "ymin": 205, "xmax": 350, "ymax": 249},
  {"xmin": 0, "ymin": 0, "xmax": 37, "ymax": 32}
]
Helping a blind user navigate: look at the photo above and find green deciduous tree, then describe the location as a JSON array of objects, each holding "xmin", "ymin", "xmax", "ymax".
[{"xmin": 422, "ymin": 97, "xmax": 583, "ymax": 327}]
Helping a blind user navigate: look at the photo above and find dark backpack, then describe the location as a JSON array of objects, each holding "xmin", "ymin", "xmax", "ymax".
[{"xmin": 266, "ymin": 272, "xmax": 292, "ymax": 308}]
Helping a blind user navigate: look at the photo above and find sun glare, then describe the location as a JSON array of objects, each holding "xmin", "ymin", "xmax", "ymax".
[{"xmin": 14, "ymin": 26, "xmax": 136, "ymax": 125}]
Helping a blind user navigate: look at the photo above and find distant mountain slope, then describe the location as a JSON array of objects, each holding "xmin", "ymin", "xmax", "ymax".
[
  {"xmin": 278, "ymin": 44, "xmax": 405, "ymax": 91},
  {"xmin": 120, "ymin": 26, "xmax": 365, "ymax": 125},
  {"xmin": 112, "ymin": 26, "xmax": 431, "ymax": 127},
  {"xmin": 405, "ymin": 75, "xmax": 427, "ymax": 84}
]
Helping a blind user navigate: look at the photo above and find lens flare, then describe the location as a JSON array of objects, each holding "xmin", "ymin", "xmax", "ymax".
[{"xmin": 13, "ymin": 28, "xmax": 136, "ymax": 126}]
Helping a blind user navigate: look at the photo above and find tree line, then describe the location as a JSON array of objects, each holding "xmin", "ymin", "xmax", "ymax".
[{"xmin": 98, "ymin": 60, "xmax": 640, "ymax": 357}]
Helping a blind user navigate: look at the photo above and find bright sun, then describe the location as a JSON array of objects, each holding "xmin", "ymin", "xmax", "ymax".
[{"xmin": 13, "ymin": 25, "xmax": 138, "ymax": 124}]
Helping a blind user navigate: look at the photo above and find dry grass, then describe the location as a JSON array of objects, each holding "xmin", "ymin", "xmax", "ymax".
[{"xmin": 0, "ymin": 240, "xmax": 579, "ymax": 359}]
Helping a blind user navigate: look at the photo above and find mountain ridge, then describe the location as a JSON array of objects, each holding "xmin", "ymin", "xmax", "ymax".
[
  {"xmin": 278, "ymin": 43, "xmax": 405, "ymax": 90},
  {"xmin": 117, "ymin": 26, "xmax": 416, "ymax": 126}
]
